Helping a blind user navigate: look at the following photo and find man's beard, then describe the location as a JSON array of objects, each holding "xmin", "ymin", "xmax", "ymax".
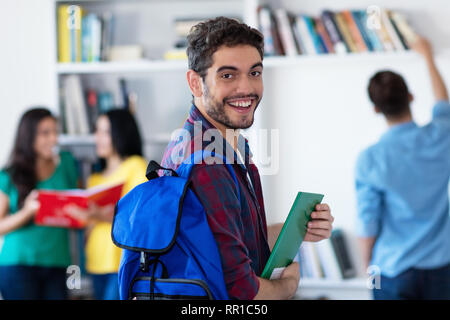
[{"xmin": 203, "ymin": 82, "xmax": 260, "ymax": 130}]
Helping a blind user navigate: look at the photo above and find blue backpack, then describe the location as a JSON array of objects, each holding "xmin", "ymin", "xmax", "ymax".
[{"xmin": 111, "ymin": 152, "xmax": 238, "ymax": 300}]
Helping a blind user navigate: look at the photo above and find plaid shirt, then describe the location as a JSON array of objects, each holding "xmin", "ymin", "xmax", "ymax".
[{"xmin": 161, "ymin": 105, "xmax": 270, "ymax": 300}]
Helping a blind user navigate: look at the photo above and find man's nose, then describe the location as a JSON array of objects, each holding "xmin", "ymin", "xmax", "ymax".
[{"xmin": 236, "ymin": 75, "xmax": 253, "ymax": 93}]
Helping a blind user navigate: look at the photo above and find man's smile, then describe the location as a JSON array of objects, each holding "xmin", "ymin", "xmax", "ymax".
[{"xmin": 224, "ymin": 96, "xmax": 258, "ymax": 113}]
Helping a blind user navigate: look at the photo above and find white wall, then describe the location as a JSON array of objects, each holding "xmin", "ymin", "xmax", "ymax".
[{"xmin": 0, "ymin": 0, "xmax": 56, "ymax": 167}]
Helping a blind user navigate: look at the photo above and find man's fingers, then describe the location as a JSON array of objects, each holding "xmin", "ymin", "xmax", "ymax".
[
  {"xmin": 311, "ymin": 210, "xmax": 334, "ymax": 222},
  {"xmin": 306, "ymin": 228, "xmax": 331, "ymax": 239},
  {"xmin": 315, "ymin": 203, "xmax": 330, "ymax": 211},
  {"xmin": 307, "ymin": 220, "xmax": 331, "ymax": 230},
  {"xmin": 304, "ymin": 233, "xmax": 323, "ymax": 242}
]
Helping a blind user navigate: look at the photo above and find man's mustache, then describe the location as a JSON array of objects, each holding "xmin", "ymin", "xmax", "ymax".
[{"xmin": 223, "ymin": 94, "xmax": 259, "ymax": 104}]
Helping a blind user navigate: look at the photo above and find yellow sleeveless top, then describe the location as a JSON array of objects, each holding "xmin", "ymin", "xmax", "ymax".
[{"xmin": 85, "ymin": 155, "xmax": 147, "ymax": 274}]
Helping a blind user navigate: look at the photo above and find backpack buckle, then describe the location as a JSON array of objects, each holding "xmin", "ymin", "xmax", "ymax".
[{"xmin": 140, "ymin": 252, "xmax": 150, "ymax": 272}]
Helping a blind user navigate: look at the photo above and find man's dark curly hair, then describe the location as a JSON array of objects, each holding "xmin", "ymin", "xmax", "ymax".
[
  {"xmin": 187, "ymin": 16, "xmax": 264, "ymax": 80},
  {"xmin": 368, "ymin": 70, "xmax": 410, "ymax": 118}
]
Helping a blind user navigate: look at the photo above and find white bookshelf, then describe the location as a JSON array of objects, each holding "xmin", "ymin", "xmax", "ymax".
[
  {"xmin": 55, "ymin": 50, "xmax": 424, "ymax": 75},
  {"xmin": 56, "ymin": 60, "xmax": 188, "ymax": 74},
  {"xmin": 59, "ymin": 132, "xmax": 171, "ymax": 145},
  {"xmin": 300, "ymin": 277, "xmax": 367, "ymax": 289},
  {"xmin": 295, "ymin": 278, "xmax": 372, "ymax": 300}
]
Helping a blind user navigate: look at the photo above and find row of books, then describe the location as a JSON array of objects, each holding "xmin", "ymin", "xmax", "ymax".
[
  {"xmin": 60, "ymin": 75, "xmax": 136, "ymax": 135},
  {"xmin": 58, "ymin": 5, "xmax": 114, "ymax": 62},
  {"xmin": 298, "ymin": 229, "xmax": 356, "ymax": 280},
  {"xmin": 258, "ymin": 7, "xmax": 417, "ymax": 56}
]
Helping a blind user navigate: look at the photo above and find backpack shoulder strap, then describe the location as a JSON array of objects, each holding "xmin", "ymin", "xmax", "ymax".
[{"xmin": 177, "ymin": 151, "xmax": 241, "ymax": 203}]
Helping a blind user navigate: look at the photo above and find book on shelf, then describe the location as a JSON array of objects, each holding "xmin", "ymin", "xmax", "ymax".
[
  {"xmin": 58, "ymin": 5, "xmax": 83, "ymax": 63},
  {"xmin": 60, "ymin": 75, "xmax": 136, "ymax": 135},
  {"xmin": 165, "ymin": 17, "xmax": 207, "ymax": 60},
  {"xmin": 35, "ymin": 183, "xmax": 124, "ymax": 228},
  {"xmin": 321, "ymin": 10, "xmax": 349, "ymax": 54},
  {"xmin": 257, "ymin": 7, "xmax": 416, "ymax": 57},
  {"xmin": 257, "ymin": 7, "xmax": 276, "ymax": 56},
  {"xmin": 314, "ymin": 17, "xmax": 335, "ymax": 54},
  {"xmin": 293, "ymin": 16, "xmax": 316, "ymax": 55},
  {"xmin": 274, "ymin": 9, "xmax": 298, "ymax": 57},
  {"xmin": 329, "ymin": 229, "xmax": 357, "ymax": 279},
  {"xmin": 298, "ymin": 229, "xmax": 356, "ymax": 281},
  {"xmin": 351, "ymin": 10, "xmax": 375, "ymax": 52},
  {"xmin": 58, "ymin": 4, "xmax": 114, "ymax": 63},
  {"xmin": 342, "ymin": 10, "xmax": 368, "ymax": 52},
  {"xmin": 334, "ymin": 12, "xmax": 358, "ymax": 53},
  {"xmin": 390, "ymin": 11, "xmax": 417, "ymax": 44},
  {"xmin": 62, "ymin": 75, "xmax": 90, "ymax": 135},
  {"xmin": 165, "ymin": 16, "xmax": 239, "ymax": 60}
]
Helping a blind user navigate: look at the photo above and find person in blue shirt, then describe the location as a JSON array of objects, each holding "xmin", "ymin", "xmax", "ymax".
[{"xmin": 355, "ymin": 36, "xmax": 450, "ymax": 300}]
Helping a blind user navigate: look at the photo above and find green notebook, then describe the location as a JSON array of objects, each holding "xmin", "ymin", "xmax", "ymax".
[{"xmin": 261, "ymin": 191, "xmax": 324, "ymax": 279}]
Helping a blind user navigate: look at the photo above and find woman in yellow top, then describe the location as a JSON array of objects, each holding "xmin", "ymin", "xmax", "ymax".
[{"xmin": 68, "ymin": 109, "xmax": 147, "ymax": 300}]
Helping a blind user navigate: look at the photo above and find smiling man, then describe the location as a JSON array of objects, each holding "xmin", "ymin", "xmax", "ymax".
[{"xmin": 161, "ymin": 17, "xmax": 334, "ymax": 300}]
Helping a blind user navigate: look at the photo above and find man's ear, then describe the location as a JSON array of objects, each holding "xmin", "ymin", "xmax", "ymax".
[
  {"xmin": 187, "ymin": 69, "xmax": 203, "ymax": 98},
  {"xmin": 374, "ymin": 105, "xmax": 381, "ymax": 114},
  {"xmin": 408, "ymin": 92, "xmax": 414, "ymax": 103}
]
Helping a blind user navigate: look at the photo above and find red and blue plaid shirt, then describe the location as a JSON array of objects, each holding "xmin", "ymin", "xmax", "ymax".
[{"xmin": 161, "ymin": 105, "xmax": 270, "ymax": 300}]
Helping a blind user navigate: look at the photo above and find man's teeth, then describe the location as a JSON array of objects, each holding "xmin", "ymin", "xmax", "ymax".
[{"xmin": 228, "ymin": 100, "xmax": 252, "ymax": 108}]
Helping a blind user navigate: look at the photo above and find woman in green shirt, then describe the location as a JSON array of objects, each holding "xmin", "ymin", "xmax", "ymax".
[{"xmin": 0, "ymin": 108, "xmax": 78, "ymax": 300}]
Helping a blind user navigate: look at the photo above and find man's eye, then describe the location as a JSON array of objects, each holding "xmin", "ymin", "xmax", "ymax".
[
  {"xmin": 221, "ymin": 73, "xmax": 233, "ymax": 79},
  {"xmin": 251, "ymin": 71, "xmax": 261, "ymax": 77}
]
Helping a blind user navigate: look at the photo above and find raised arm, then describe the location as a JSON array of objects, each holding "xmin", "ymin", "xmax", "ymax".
[{"xmin": 410, "ymin": 36, "xmax": 449, "ymax": 102}]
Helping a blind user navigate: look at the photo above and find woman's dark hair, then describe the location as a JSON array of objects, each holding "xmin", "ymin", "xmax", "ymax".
[
  {"xmin": 187, "ymin": 16, "xmax": 264, "ymax": 80},
  {"xmin": 368, "ymin": 70, "xmax": 410, "ymax": 118},
  {"xmin": 6, "ymin": 108, "xmax": 56, "ymax": 208},
  {"xmin": 104, "ymin": 109, "xmax": 143, "ymax": 159}
]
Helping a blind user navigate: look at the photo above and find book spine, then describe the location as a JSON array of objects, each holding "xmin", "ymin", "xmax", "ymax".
[
  {"xmin": 85, "ymin": 89, "xmax": 99, "ymax": 133},
  {"xmin": 67, "ymin": 5, "xmax": 83, "ymax": 62},
  {"xmin": 299, "ymin": 243, "xmax": 313, "ymax": 278},
  {"xmin": 303, "ymin": 16, "xmax": 324, "ymax": 54},
  {"xmin": 374, "ymin": 11, "xmax": 395, "ymax": 51},
  {"xmin": 314, "ymin": 17, "xmax": 334, "ymax": 54},
  {"xmin": 380, "ymin": 9, "xmax": 404, "ymax": 51},
  {"xmin": 65, "ymin": 75, "xmax": 89, "ymax": 135},
  {"xmin": 330, "ymin": 230, "xmax": 356, "ymax": 279},
  {"xmin": 81, "ymin": 14, "xmax": 90, "ymax": 62},
  {"xmin": 303, "ymin": 242, "xmax": 324, "ymax": 278},
  {"xmin": 291, "ymin": 19, "xmax": 307, "ymax": 55},
  {"xmin": 75, "ymin": 7, "xmax": 83, "ymax": 62},
  {"xmin": 358, "ymin": 10, "xmax": 384, "ymax": 52},
  {"xmin": 58, "ymin": 5, "xmax": 71, "ymax": 63},
  {"xmin": 388, "ymin": 12, "xmax": 409, "ymax": 50},
  {"xmin": 350, "ymin": 10, "xmax": 373, "ymax": 51},
  {"xmin": 274, "ymin": 8, "xmax": 298, "ymax": 56},
  {"xmin": 101, "ymin": 12, "xmax": 113, "ymax": 61},
  {"xmin": 315, "ymin": 238, "xmax": 343, "ymax": 280},
  {"xmin": 342, "ymin": 10, "xmax": 367, "ymax": 52},
  {"xmin": 334, "ymin": 12, "xmax": 358, "ymax": 53},
  {"xmin": 258, "ymin": 6, "xmax": 276, "ymax": 56},
  {"xmin": 91, "ymin": 14, "xmax": 102, "ymax": 62},
  {"xmin": 270, "ymin": 10, "xmax": 285, "ymax": 55},
  {"xmin": 321, "ymin": 11, "xmax": 348, "ymax": 54},
  {"xmin": 389, "ymin": 11, "xmax": 417, "ymax": 45},
  {"xmin": 296, "ymin": 16, "xmax": 316, "ymax": 55}
]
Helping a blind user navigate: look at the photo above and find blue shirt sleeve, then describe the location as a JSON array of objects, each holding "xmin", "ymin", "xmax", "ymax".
[
  {"xmin": 431, "ymin": 100, "xmax": 450, "ymax": 129},
  {"xmin": 354, "ymin": 150, "xmax": 383, "ymax": 238}
]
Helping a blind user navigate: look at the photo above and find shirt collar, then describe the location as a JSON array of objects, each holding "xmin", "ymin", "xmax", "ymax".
[
  {"xmin": 187, "ymin": 104, "xmax": 253, "ymax": 170},
  {"xmin": 380, "ymin": 121, "xmax": 417, "ymax": 142}
]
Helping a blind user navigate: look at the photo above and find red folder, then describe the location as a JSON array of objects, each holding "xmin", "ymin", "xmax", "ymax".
[{"xmin": 35, "ymin": 183, "xmax": 124, "ymax": 228}]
